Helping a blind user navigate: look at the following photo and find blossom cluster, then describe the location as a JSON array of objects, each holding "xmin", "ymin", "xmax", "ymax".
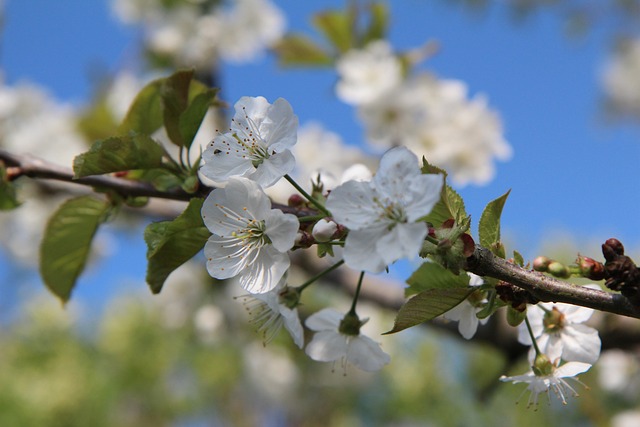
[
  {"xmin": 111, "ymin": 0, "xmax": 286, "ymax": 67},
  {"xmin": 199, "ymin": 96, "xmax": 445, "ymax": 372},
  {"xmin": 499, "ymin": 293, "xmax": 602, "ymax": 407},
  {"xmin": 335, "ymin": 40, "xmax": 512, "ymax": 186}
]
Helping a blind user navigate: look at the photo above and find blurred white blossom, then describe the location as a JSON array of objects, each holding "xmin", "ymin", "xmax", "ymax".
[
  {"xmin": 112, "ymin": 0, "xmax": 285, "ymax": 67},
  {"xmin": 336, "ymin": 40, "xmax": 402, "ymax": 105},
  {"xmin": 359, "ymin": 74, "xmax": 511, "ymax": 186},
  {"xmin": 603, "ymin": 38, "xmax": 640, "ymax": 116}
]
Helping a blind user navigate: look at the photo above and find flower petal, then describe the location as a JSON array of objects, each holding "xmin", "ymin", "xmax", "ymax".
[
  {"xmin": 343, "ymin": 226, "xmax": 389, "ymax": 273},
  {"xmin": 325, "ymin": 180, "xmax": 378, "ymax": 230},
  {"xmin": 247, "ymin": 149, "xmax": 295, "ymax": 187},
  {"xmin": 560, "ymin": 323, "xmax": 601, "ymax": 364},
  {"xmin": 305, "ymin": 308, "xmax": 343, "ymax": 331},
  {"xmin": 305, "ymin": 330, "xmax": 348, "ymax": 362},
  {"xmin": 347, "ymin": 335, "xmax": 391, "ymax": 371}
]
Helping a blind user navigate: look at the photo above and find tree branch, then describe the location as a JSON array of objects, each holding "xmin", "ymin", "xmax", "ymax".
[
  {"xmin": 466, "ymin": 246, "xmax": 640, "ymax": 319},
  {"xmin": 3, "ymin": 148, "xmax": 639, "ymax": 320}
]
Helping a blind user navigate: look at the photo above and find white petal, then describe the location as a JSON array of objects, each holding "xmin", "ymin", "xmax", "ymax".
[
  {"xmin": 200, "ymin": 133, "xmax": 253, "ymax": 181},
  {"xmin": 555, "ymin": 362, "xmax": 592, "ymax": 378},
  {"xmin": 375, "ymin": 147, "xmax": 420, "ymax": 192},
  {"xmin": 561, "ymin": 304, "xmax": 594, "ymax": 324},
  {"xmin": 239, "ymin": 246, "xmax": 290, "ymax": 294},
  {"xmin": 343, "ymin": 227, "xmax": 388, "ymax": 273},
  {"xmin": 560, "ymin": 324, "xmax": 601, "ymax": 364},
  {"xmin": 403, "ymin": 173, "xmax": 444, "ymax": 222},
  {"xmin": 233, "ymin": 96, "xmax": 269, "ymax": 125},
  {"xmin": 326, "ymin": 180, "xmax": 378, "ymax": 230},
  {"xmin": 377, "ymin": 222, "xmax": 426, "ymax": 266},
  {"xmin": 248, "ymin": 149, "xmax": 295, "ymax": 188},
  {"xmin": 264, "ymin": 209, "xmax": 299, "ymax": 252},
  {"xmin": 305, "ymin": 330, "xmax": 348, "ymax": 362},
  {"xmin": 280, "ymin": 307, "xmax": 304, "ymax": 349},
  {"xmin": 457, "ymin": 305, "xmax": 480, "ymax": 339},
  {"xmin": 261, "ymin": 98, "xmax": 298, "ymax": 152},
  {"xmin": 305, "ymin": 308, "xmax": 343, "ymax": 331},
  {"xmin": 224, "ymin": 177, "xmax": 271, "ymax": 217},
  {"xmin": 204, "ymin": 236, "xmax": 247, "ymax": 279},
  {"xmin": 347, "ymin": 335, "xmax": 391, "ymax": 371}
]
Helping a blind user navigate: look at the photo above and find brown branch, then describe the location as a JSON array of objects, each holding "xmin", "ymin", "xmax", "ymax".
[
  {"xmin": 466, "ymin": 246, "xmax": 640, "ymax": 319},
  {"xmin": 3, "ymin": 148, "xmax": 640, "ymax": 320},
  {"xmin": 0, "ymin": 149, "xmax": 211, "ymax": 201}
]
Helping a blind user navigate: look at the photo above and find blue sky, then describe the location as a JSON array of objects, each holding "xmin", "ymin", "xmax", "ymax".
[{"xmin": 2, "ymin": 0, "xmax": 640, "ymax": 304}]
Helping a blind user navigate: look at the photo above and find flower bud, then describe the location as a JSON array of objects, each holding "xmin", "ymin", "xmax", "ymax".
[
  {"xmin": 532, "ymin": 354, "xmax": 554, "ymax": 377},
  {"xmin": 533, "ymin": 256, "xmax": 552, "ymax": 272},
  {"xmin": 548, "ymin": 261, "xmax": 570, "ymax": 278},
  {"xmin": 576, "ymin": 255, "xmax": 605, "ymax": 281},
  {"xmin": 295, "ymin": 231, "xmax": 314, "ymax": 248},
  {"xmin": 312, "ymin": 219, "xmax": 338, "ymax": 242},
  {"xmin": 506, "ymin": 305, "xmax": 527, "ymax": 327},
  {"xmin": 603, "ymin": 238, "xmax": 625, "ymax": 261},
  {"xmin": 288, "ymin": 194, "xmax": 305, "ymax": 207}
]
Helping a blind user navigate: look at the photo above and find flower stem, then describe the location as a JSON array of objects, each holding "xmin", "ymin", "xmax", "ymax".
[
  {"xmin": 348, "ymin": 271, "xmax": 366, "ymax": 315},
  {"xmin": 524, "ymin": 315, "xmax": 542, "ymax": 357},
  {"xmin": 284, "ymin": 174, "xmax": 331, "ymax": 216},
  {"xmin": 297, "ymin": 260, "xmax": 344, "ymax": 292},
  {"xmin": 297, "ymin": 214, "xmax": 327, "ymax": 223}
]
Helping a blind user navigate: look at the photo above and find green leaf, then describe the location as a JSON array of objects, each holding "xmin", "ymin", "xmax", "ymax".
[
  {"xmin": 406, "ymin": 262, "xmax": 470, "ymax": 296},
  {"xmin": 144, "ymin": 198, "xmax": 211, "ymax": 294},
  {"xmin": 272, "ymin": 34, "xmax": 334, "ymax": 67},
  {"xmin": 313, "ymin": 10, "xmax": 354, "ymax": 53},
  {"xmin": 362, "ymin": 2, "xmax": 388, "ymax": 44},
  {"xmin": 419, "ymin": 158, "xmax": 467, "ymax": 226},
  {"xmin": 384, "ymin": 287, "xmax": 474, "ymax": 334},
  {"xmin": 161, "ymin": 69, "xmax": 194, "ymax": 147},
  {"xmin": 0, "ymin": 165, "xmax": 20, "ymax": 210},
  {"xmin": 119, "ymin": 78, "xmax": 164, "ymax": 135},
  {"xmin": 73, "ymin": 134, "xmax": 166, "ymax": 178},
  {"xmin": 478, "ymin": 189, "xmax": 511, "ymax": 254},
  {"xmin": 178, "ymin": 89, "xmax": 218, "ymax": 150},
  {"xmin": 39, "ymin": 196, "xmax": 111, "ymax": 303},
  {"xmin": 513, "ymin": 250, "xmax": 525, "ymax": 267}
]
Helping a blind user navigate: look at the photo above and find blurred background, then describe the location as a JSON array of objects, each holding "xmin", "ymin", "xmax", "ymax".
[{"xmin": 1, "ymin": 0, "xmax": 640, "ymax": 425}]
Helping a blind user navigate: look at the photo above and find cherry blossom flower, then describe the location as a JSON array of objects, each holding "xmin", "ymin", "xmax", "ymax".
[
  {"xmin": 238, "ymin": 278, "xmax": 304, "ymax": 348},
  {"xmin": 201, "ymin": 96, "xmax": 298, "ymax": 188},
  {"xmin": 500, "ymin": 355, "xmax": 591, "ymax": 407},
  {"xmin": 305, "ymin": 308, "xmax": 390, "ymax": 372},
  {"xmin": 518, "ymin": 295, "xmax": 601, "ymax": 364},
  {"xmin": 201, "ymin": 177, "xmax": 299, "ymax": 294},
  {"xmin": 442, "ymin": 273, "xmax": 488, "ymax": 339},
  {"xmin": 335, "ymin": 40, "xmax": 402, "ymax": 105},
  {"xmin": 326, "ymin": 146, "xmax": 443, "ymax": 273}
]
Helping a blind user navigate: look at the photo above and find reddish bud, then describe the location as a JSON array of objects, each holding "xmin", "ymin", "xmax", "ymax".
[
  {"xmin": 460, "ymin": 233, "xmax": 475, "ymax": 258},
  {"xmin": 576, "ymin": 255, "xmax": 605, "ymax": 281},
  {"xmin": 442, "ymin": 218, "xmax": 455, "ymax": 229},
  {"xmin": 294, "ymin": 231, "xmax": 314, "ymax": 248},
  {"xmin": 603, "ymin": 238, "xmax": 625, "ymax": 262},
  {"xmin": 288, "ymin": 194, "xmax": 305, "ymax": 207},
  {"xmin": 533, "ymin": 256, "xmax": 552, "ymax": 272}
]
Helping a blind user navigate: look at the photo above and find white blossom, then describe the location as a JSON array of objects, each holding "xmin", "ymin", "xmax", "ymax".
[
  {"xmin": 336, "ymin": 40, "xmax": 402, "ymax": 105},
  {"xmin": 442, "ymin": 273, "xmax": 488, "ymax": 339},
  {"xmin": 305, "ymin": 308, "xmax": 390, "ymax": 372},
  {"xmin": 201, "ymin": 96, "xmax": 298, "ymax": 188},
  {"xmin": 311, "ymin": 219, "xmax": 338, "ymax": 243},
  {"xmin": 326, "ymin": 146, "xmax": 443, "ymax": 273},
  {"xmin": 201, "ymin": 177, "xmax": 299, "ymax": 294},
  {"xmin": 238, "ymin": 278, "xmax": 304, "ymax": 348},
  {"xmin": 500, "ymin": 358, "xmax": 591, "ymax": 407},
  {"xmin": 359, "ymin": 74, "xmax": 511, "ymax": 186},
  {"xmin": 518, "ymin": 296, "xmax": 601, "ymax": 364},
  {"xmin": 603, "ymin": 38, "xmax": 640, "ymax": 116}
]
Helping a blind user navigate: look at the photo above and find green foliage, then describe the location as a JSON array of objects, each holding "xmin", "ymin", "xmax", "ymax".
[
  {"xmin": 0, "ymin": 165, "xmax": 20, "ymax": 210},
  {"xmin": 272, "ymin": 34, "xmax": 334, "ymax": 66},
  {"xmin": 160, "ymin": 69, "xmax": 217, "ymax": 149},
  {"xmin": 385, "ymin": 287, "xmax": 473, "ymax": 334},
  {"xmin": 313, "ymin": 9, "xmax": 354, "ymax": 53},
  {"xmin": 406, "ymin": 262, "xmax": 470, "ymax": 296},
  {"xmin": 73, "ymin": 135, "xmax": 166, "ymax": 178},
  {"xmin": 420, "ymin": 158, "xmax": 468, "ymax": 226},
  {"xmin": 119, "ymin": 78, "xmax": 164, "ymax": 135},
  {"xmin": 39, "ymin": 196, "xmax": 112, "ymax": 303},
  {"xmin": 385, "ymin": 262, "xmax": 473, "ymax": 334},
  {"xmin": 361, "ymin": 2, "xmax": 388, "ymax": 44},
  {"xmin": 144, "ymin": 198, "xmax": 211, "ymax": 293},
  {"xmin": 478, "ymin": 189, "xmax": 511, "ymax": 257}
]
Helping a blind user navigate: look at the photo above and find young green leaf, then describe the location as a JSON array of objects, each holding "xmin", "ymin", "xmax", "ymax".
[
  {"xmin": 73, "ymin": 135, "xmax": 166, "ymax": 178},
  {"xmin": 406, "ymin": 262, "xmax": 470, "ymax": 296},
  {"xmin": 384, "ymin": 287, "xmax": 474, "ymax": 334},
  {"xmin": 362, "ymin": 2, "xmax": 388, "ymax": 44},
  {"xmin": 272, "ymin": 34, "xmax": 334, "ymax": 67},
  {"xmin": 144, "ymin": 198, "xmax": 211, "ymax": 294},
  {"xmin": 118, "ymin": 78, "xmax": 164, "ymax": 135},
  {"xmin": 478, "ymin": 189, "xmax": 511, "ymax": 254},
  {"xmin": 39, "ymin": 196, "xmax": 111, "ymax": 303},
  {"xmin": 161, "ymin": 69, "xmax": 194, "ymax": 147},
  {"xmin": 178, "ymin": 89, "xmax": 218, "ymax": 150},
  {"xmin": 313, "ymin": 10, "xmax": 354, "ymax": 53},
  {"xmin": 0, "ymin": 165, "xmax": 20, "ymax": 210}
]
